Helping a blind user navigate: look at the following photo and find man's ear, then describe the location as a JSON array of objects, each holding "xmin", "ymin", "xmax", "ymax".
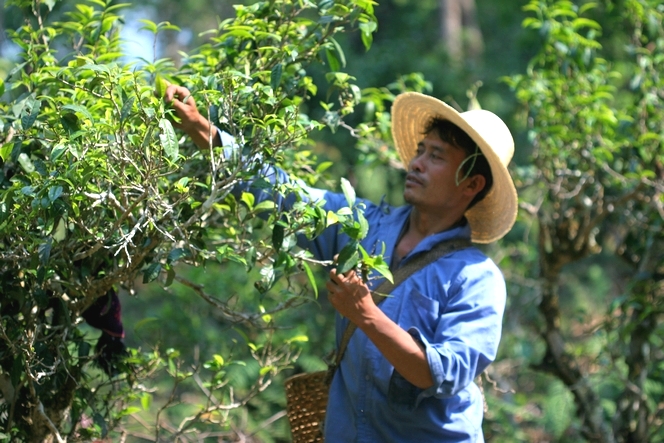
[{"xmin": 463, "ymin": 174, "xmax": 486, "ymax": 199}]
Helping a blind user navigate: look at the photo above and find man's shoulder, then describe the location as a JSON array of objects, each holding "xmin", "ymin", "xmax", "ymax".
[{"xmin": 432, "ymin": 243, "xmax": 503, "ymax": 278}]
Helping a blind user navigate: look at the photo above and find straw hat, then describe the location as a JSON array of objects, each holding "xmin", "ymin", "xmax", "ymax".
[{"xmin": 391, "ymin": 92, "xmax": 517, "ymax": 243}]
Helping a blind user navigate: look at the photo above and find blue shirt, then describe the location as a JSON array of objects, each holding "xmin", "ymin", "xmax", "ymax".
[
  {"xmin": 301, "ymin": 192, "xmax": 505, "ymax": 443},
  {"xmin": 228, "ymin": 146, "xmax": 506, "ymax": 442}
]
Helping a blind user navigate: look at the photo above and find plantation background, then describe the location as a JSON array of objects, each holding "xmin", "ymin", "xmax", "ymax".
[{"xmin": 0, "ymin": 0, "xmax": 662, "ymax": 442}]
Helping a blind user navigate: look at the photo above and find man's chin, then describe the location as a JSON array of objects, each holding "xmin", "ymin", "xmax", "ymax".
[{"xmin": 403, "ymin": 190, "xmax": 418, "ymax": 205}]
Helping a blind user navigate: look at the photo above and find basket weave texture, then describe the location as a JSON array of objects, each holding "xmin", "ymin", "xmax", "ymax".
[{"xmin": 284, "ymin": 371, "xmax": 330, "ymax": 443}]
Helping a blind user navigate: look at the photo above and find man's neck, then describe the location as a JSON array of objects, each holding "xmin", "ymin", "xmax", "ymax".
[
  {"xmin": 408, "ymin": 207, "xmax": 465, "ymax": 239},
  {"xmin": 393, "ymin": 208, "xmax": 465, "ymax": 267}
]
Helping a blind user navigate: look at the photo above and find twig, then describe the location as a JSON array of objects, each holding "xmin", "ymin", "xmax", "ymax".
[
  {"xmin": 36, "ymin": 402, "xmax": 65, "ymax": 443},
  {"xmin": 247, "ymin": 410, "xmax": 288, "ymax": 438}
]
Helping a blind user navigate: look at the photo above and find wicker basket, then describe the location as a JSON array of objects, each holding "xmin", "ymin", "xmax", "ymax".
[{"xmin": 284, "ymin": 371, "xmax": 330, "ymax": 442}]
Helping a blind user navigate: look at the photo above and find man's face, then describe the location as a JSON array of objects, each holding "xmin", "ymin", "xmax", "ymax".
[{"xmin": 403, "ymin": 131, "xmax": 474, "ymax": 214}]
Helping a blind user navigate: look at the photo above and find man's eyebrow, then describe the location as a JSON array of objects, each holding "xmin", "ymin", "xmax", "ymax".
[
  {"xmin": 431, "ymin": 144, "xmax": 449, "ymax": 156},
  {"xmin": 417, "ymin": 140, "xmax": 448, "ymax": 155}
]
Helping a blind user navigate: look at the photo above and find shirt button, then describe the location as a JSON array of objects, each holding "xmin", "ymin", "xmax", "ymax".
[{"xmin": 365, "ymin": 375, "xmax": 370, "ymax": 381}]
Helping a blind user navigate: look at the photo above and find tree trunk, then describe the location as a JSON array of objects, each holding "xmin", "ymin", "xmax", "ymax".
[
  {"xmin": 534, "ymin": 221, "xmax": 617, "ymax": 443},
  {"xmin": 439, "ymin": 0, "xmax": 484, "ymax": 61},
  {"xmin": 615, "ymin": 234, "xmax": 663, "ymax": 443},
  {"xmin": 615, "ymin": 303, "xmax": 652, "ymax": 443}
]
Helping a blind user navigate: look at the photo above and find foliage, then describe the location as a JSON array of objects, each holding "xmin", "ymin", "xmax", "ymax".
[
  {"xmin": 496, "ymin": 0, "xmax": 664, "ymax": 441},
  {"xmin": 0, "ymin": 0, "xmax": 397, "ymax": 440},
  {"xmin": 2, "ymin": 0, "xmax": 662, "ymax": 441}
]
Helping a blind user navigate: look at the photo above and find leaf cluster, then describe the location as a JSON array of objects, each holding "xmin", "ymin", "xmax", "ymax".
[{"xmin": 0, "ymin": 0, "xmax": 387, "ymax": 440}]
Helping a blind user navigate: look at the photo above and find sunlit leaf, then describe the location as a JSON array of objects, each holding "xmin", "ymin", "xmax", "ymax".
[
  {"xmin": 159, "ymin": 118, "xmax": 179, "ymax": 162},
  {"xmin": 141, "ymin": 393, "xmax": 152, "ymax": 411},
  {"xmin": 17, "ymin": 153, "xmax": 35, "ymax": 174},
  {"xmin": 302, "ymin": 261, "xmax": 318, "ymax": 298},
  {"xmin": 340, "ymin": 177, "xmax": 356, "ymax": 207}
]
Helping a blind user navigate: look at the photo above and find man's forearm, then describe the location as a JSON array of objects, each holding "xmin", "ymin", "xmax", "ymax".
[
  {"xmin": 358, "ymin": 306, "xmax": 434, "ymax": 389},
  {"xmin": 186, "ymin": 116, "xmax": 221, "ymax": 150}
]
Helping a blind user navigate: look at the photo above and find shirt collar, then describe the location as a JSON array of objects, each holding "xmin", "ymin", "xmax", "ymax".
[{"xmin": 375, "ymin": 202, "xmax": 472, "ymax": 260}]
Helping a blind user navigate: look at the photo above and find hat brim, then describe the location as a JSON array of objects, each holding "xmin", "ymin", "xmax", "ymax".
[{"xmin": 391, "ymin": 93, "xmax": 518, "ymax": 243}]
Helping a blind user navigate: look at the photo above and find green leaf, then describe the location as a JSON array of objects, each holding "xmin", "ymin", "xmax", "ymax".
[
  {"xmin": 38, "ymin": 239, "xmax": 52, "ymax": 265},
  {"xmin": 329, "ymin": 37, "xmax": 346, "ymax": 68},
  {"xmin": 272, "ymin": 222, "xmax": 285, "ymax": 251},
  {"xmin": 155, "ymin": 74, "xmax": 170, "ymax": 97},
  {"xmin": 159, "ymin": 118, "xmax": 179, "ymax": 162},
  {"xmin": 270, "ymin": 63, "xmax": 282, "ymax": 91},
  {"xmin": 254, "ymin": 200, "xmax": 276, "ymax": 213},
  {"xmin": 241, "ymin": 192, "xmax": 255, "ymax": 209},
  {"xmin": 21, "ymin": 102, "xmax": 40, "ymax": 129},
  {"xmin": 142, "ymin": 263, "xmax": 162, "ymax": 283},
  {"xmin": 50, "ymin": 143, "xmax": 67, "ymax": 161},
  {"xmin": 141, "ymin": 393, "xmax": 152, "ymax": 411},
  {"xmin": 62, "ymin": 104, "xmax": 93, "ymax": 121},
  {"xmin": 302, "ymin": 261, "xmax": 318, "ymax": 298},
  {"xmin": 0, "ymin": 201, "xmax": 8, "ymax": 224},
  {"xmin": 48, "ymin": 186, "xmax": 63, "ymax": 202},
  {"xmin": 359, "ymin": 21, "xmax": 377, "ymax": 51},
  {"xmin": 78, "ymin": 341, "xmax": 91, "ymax": 358},
  {"xmin": 165, "ymin": 267, "xmax": 175, "ymax": 287},
  {"xmin": 316, "ymin": 161, "xmax": 333, "ymax": 174},
  {"xmin": 0, "ymin": 143, "xmax": 13, "ymax": 162},
  {"xmin": 287, "ymin": 335, "xmax": 309, "ymax": 343},
  {"xmin": 139, "ymin": 19, "xmax": 158, "ymax": 34},
  {"xmin": 357, "ymin": 211, "xmax": 369, "ymax": 239},
  {"xmin": 340, "ymin": 177, "xmax": 356, "ymax": 207},
  {"xmin": 213, "ymin": 354, "xmax": 225, "ymax": 366},
  {"xmin": 326, "ymin": 210, "xmax": 339, "ymax": 226},
  {"xmin": 120, "ymin": 96, "xmax": 136, "ymax": 123},
  {"xmin": 572, "ymin": 17, "xmax": 601, "ymax": 30},
  {"xmin": 120, "ymin": 406, "xmax": 142, "ymax": 417},
  {"xmin": 17, "ymin": 153, "xmax": 35, "ymax": 174},
  {"xmin": 245, "ymin": 246, "xmax": 257, "ymax": 270},
  {"xmin": 53, "ymin": 218, "xmax": 67, "ymax": 243},
  {"xmin": 167, "ymin": 248, "xmax": 191, "ymax": 264},
  {"xmin": 326, "ymin": 48, "xmax": 340, "ymax": 72},
  {"xmin": 336, "ymin": 241, "xmax": 359, "ymax": 274},
  {"xmin": 371, "ymin": 259, "xmax": 393, "ymax": 283}
]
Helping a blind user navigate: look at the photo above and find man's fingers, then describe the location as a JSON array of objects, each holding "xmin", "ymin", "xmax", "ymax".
[
  {"xmin": 164, "ymin": 85, "xmax": 192, "ymax": 104},
  {"xmin": 329, "ymin": 268, "xmax": 346, "ymax": 286},
  {"xmin": 340, "ymin": 268, "xmax": 358, "ymax": 281},
  {"xmin": 325, "ymin": 280, "xmax": 337, "ymax": 293},
  {"xmin": 163, "ymin": 84, "xmax": 177, "ymax": 102}
]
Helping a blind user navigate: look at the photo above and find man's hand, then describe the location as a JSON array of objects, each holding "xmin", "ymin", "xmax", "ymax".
[
  {"xmin": 163, "ymin": 84, "xmax": 220, "ymax": 150},
  {"xmin": 326, "ymin": 268, "xmax": 378, "ymax": 326},
  {"xmin": 326, "ymin": 267, "xmax": 434, "ymax": 389}
]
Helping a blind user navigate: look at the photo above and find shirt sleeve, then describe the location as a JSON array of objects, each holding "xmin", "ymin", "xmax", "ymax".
[
  {"xmin": 407, "ymin": 260, "xmax": 506, "ymax": 406},
  {"xmin": 216, "ymin": 130, "xmax": 360, "ymax": 261}
]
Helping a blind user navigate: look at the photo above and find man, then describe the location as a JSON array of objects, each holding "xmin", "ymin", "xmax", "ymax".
[{"xmin": 165, "ymin": 85, "xmax": 517, "ymax": 442}]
